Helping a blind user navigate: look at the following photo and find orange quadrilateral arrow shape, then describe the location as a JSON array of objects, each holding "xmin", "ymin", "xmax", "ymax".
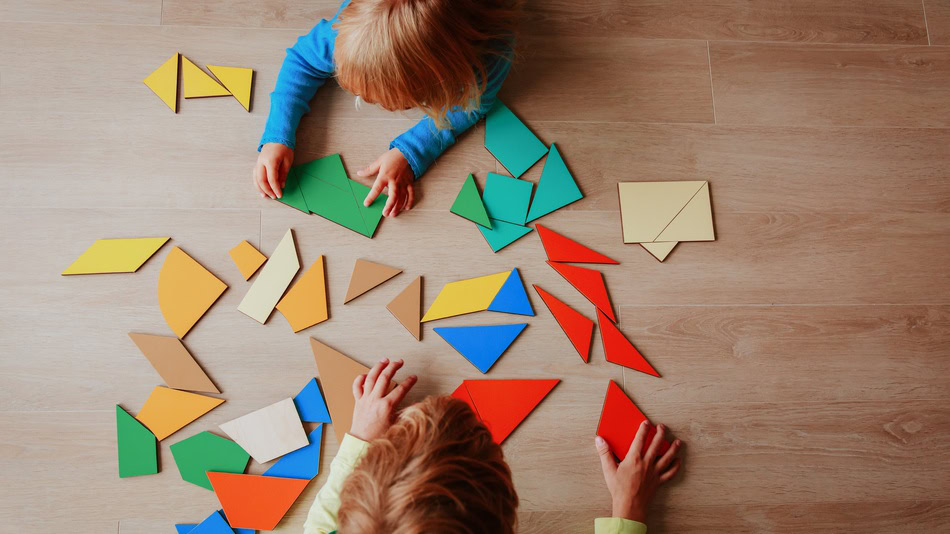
[
  {"xmin": 546, "ymin": 261, "xmax": 615, "ymax": 322},
  {"xmin": 208, "ymin": 472, "xmax": 310, "ymax": 530},
  {"xmin": 597, "ymin": 310, "xmax": 659, "ymax": 377},
  {"xmin": 597, "ymin": 380, "xmax": 670, "ymax": 462},
  {"xmin": 536, "ymin": 224, "xmax": 618, "ymax": 264},
  {"xmin": 460, "ymin": 379, "xmax": 559, "ymax": 444},
  {"xmin": 158, "ymin": 246, "xmax": 227, "ymax": 338},
  {"xmin": 532, "ymin": 285, "xmax": 594, "ymax": 363},
  {"xmin": 276, "ymin": 256, "xmax": 328, "ymax": 333}
]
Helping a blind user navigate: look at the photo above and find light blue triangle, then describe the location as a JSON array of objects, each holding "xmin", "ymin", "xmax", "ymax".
[
  {"xmin": 487, "ymin": 268, "xmax": 534, "ymax": 316},
  {"xmin": 434, "ymin": 324, "xmax": 528, "ymax": 373},
  {"xmin": 477, "ymin": 218, "xmax": 532, "ymax": 252},
  {"xmin": 293, "ymin": 378, "xmax": 331, "ymax": 423},
  {"xmin": 177, "ymin": 510, "xmax": 253, "ymax": 534},
  {"xmin": 526, "ymin": 144, "xmax": 583, "ymax": 223},
  {"xmin": 262, "ymin": 426, "xmax": 323, "ymax": 480}
]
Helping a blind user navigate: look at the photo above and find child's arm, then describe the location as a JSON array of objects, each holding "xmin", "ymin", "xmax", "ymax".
[
  {"xmin": 303, "ymin": 359, "xmax": 417, "ymax": 534},
  {"xmin": 594, "ymin": 421, "xmax": 682, "ymax": 533}
]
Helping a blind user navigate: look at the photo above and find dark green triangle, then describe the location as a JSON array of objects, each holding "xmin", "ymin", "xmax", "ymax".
[
  {"xmin": 116, "ymin": 405, "xmax": 157, "ymax": 478},
  {"xmin": 451, "ymin": 174, "xmax": 491, "ymax": 228},
  {"xmin": 278, "ymin": 168, "xmax": 310, "ymax": 213}
]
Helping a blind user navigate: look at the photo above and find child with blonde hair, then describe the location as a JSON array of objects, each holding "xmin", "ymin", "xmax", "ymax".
[
  {"xmin": 254, "ymin": 0, "xmax": 518, "ymax": 218},
  {"xmin": 306, "ymin": 359, "xmax": 682, "ymax": 534}
]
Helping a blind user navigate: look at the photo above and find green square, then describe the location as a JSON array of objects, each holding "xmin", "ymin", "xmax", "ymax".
[{"xmin": 482, "ymin": 172, "xmax": 532, "ymax": 225}]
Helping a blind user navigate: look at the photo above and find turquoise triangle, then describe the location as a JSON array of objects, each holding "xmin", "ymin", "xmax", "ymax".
[
  {"xmin": 488, "ymin": 268, "xmax": 534, "ymax": 316},
  {"xmin": 434, "ymin": 324, "xmax": 528, "ymax": 373},
  {"xmin": 526, "ymin": 144, "xmax": 583, "ymax": 222},
  {"xmin": 477, "ymin": 218, "xmax": 532, "ymax": 252}
]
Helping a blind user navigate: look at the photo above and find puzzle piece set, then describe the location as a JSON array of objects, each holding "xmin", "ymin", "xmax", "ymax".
[{"xmin": 145, "ymin": 53, "xmax": 254, "ymax": 113}]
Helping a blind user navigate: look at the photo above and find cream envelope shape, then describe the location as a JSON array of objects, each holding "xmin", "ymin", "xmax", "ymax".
[{"xmin": 618, "ymin": 181, "xmax": 714, "ymax": 245}]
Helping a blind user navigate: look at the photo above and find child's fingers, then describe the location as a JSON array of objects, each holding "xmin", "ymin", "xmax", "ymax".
[
  {"xmin": 405, "ymin": 184, "xmax": 415, "ymax": 211},
  {"xmin": 658, "ymin": 458, "xmax": 681, "ymax": 483},
  {"xmin": 643, "ymin": 424, "xmax": 666, "ymax": 465},
  {"xmin": 373, "ymin": 359, "xmax": 403, "ymax": 397},
  {"xmin": 254, "ymin": 164, "xmax": 271, "ymax": 198},
  {"xmin": 382, "ymin": 190, "xmax": 398, "ymax": 217},
  {"xmin": 264, "ymin": 161, "xmax": 282, "ymax": 199},
  {"xmin": 364, "ymin": 176, "xmax": 386, "ymax": 207},
  {"xmin": 386, "ymin": 374, "xmax": 417, "ymax": 407},
  {"xmin": 624, "ymin": 420, "xmax": 651, "ymax": 463},
  {"xmin": 363, "ymin": 358, "xmax": 389, "ymax": 395},
  {"xmin": 655, "ymin": 439, "xmax": 681, "ymax": 472},
  {"xmin": 352, "ymin": 374, "xmax": 366, "ymax": 400},
  {"xmin": 595, "ymin": 435, "xmax": 617, "ymax": 477},
  {"xmin": 357, "ymin": 157, "xmax": 382, "ymax": 178},
  {"xmin": 389, "ymin": 186, "xmax": 403, "ymax": 217},
  {"xmin": 279, "ymin": 158, "xmax": 290, "ymax": 188}
]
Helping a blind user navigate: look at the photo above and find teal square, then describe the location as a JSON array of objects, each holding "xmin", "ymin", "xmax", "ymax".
[{"xmin": 482, "ymin": 173, "xmax": 533, "ymax": 225}]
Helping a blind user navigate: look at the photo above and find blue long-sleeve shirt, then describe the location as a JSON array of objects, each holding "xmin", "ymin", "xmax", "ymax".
[{"xmin": 259, "ymin": 0, "xmax": 513, "ymax": 179}]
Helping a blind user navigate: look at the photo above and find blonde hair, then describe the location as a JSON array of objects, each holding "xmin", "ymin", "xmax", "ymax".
[
  {"xmin": 337, "ymin": 395, "xmax": 518, "ymax": 534},
  {"xmin": 334, "ymin": 0, "xmax": 518, "ymax": 127}
]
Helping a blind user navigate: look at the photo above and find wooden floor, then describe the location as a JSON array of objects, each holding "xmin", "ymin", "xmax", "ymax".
[{"xmin": 1, "ymin": 0, "xmax": 949, "ymax": 532}]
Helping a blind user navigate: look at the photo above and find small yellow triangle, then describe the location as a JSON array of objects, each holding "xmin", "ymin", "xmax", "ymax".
[
  {"xmin": 641, "ymin": 241, "xmax": 678, "ymax": 262},
  {"xmin": 182, "ymin": 56, "xmax": 230, "ymax": 98},
  {"xmin": 144, "ymin": 53, "xmax": 180, "ymax": 112},
  {"xmin": 208, "ymin": 65, "xmax": 254, "ymax": 111}
]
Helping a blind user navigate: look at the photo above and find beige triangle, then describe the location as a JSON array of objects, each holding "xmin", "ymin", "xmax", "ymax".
[
  {"xmin": 343, "ymin": 259, "xmax": 402, "ymax": 303},
  {"xmin": 181, "ymin": 56, "xmax": 230, "ymax": 98},
  {"xmin": 311, "ymin": 338, "xmax": 371, "ymax": 442},
  {"xmin": 655, "ymin": 182, "xmax": 715, "ymax": 242},
  {"xmin": 386, "ymin": 276, "xmax": 422, "ymax": 340},
  {"xmin": 641, "ymin": 241, "xmax": 678, "ymax": 262},
  {"xmin": 128, "ymin": 333, "xmax": 219, "ymax": 393},
  {"xmin": 618, "ymin": 181, "xmax": 706, "ymax": 243}
]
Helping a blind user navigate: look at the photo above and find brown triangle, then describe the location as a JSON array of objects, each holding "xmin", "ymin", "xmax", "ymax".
[
  {"xmin": 310, "ymin": 338, "xmax": 371, "ymax": 442},
  {"xmin": 343, "ymin": 259, "xmax": 402, "ymax": 303},
  {"xmin": 128, "ymin": 333, "xmax": 219, "ymax": 393},
  {"xmin": 386, "ymin": 276, "xmax": 422, "ymax": 340}
]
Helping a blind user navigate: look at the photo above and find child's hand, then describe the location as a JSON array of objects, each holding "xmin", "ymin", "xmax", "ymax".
[
  {"xmin": 358, "ymin": 148, "xmax": 415, "ymax": 217},
  {"xmin": 254, "ymin": 143, "xmax": 294, "ymax": 200},
  {"xmin": 595, "ymin": 421, "xmax": 682, "ymax": 523},
  {"xmin": 349, "ymin": 358, "xmax": 418, "ymax": 442}
]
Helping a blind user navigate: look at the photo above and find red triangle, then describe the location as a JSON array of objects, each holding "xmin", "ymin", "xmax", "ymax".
[
  {"xmin": 547, "ymin": 261, "xmax": 616, "ymax": 322},
  {"xmin": 597, "ymin": 380, "xmax": 670, "ymax": 461},
  {"xmin": 597, "ymin": 309, "xmax": 659, "ymax": 377},
  {"xmin": 533, "ymin": 284, "xmax": 594, "ymax": 362},
  {"xmin": 208, "ymin": 472, "xmax": 310, "ymax": 530},
  {"xmin": 536, "ymin": 224, "xmax": 619, "ymax": 264},
  {"xmin": 462, "ymin": 379, "xmax": 559, "ymax": 443},
  {"xmin": 450, "ymin": 382, "xmax": 478, "ymax": 416}
]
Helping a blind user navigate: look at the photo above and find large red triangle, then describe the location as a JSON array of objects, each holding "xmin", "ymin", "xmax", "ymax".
[
  {"xmin": 460, "ymin": 379, "xmax": 559, "ymax": 443},
  {"xmin": 597, "ymin": 309, "xmax": 659, "ymax": 377},
  {"xmin": 547, "ymin": 261, "xmax": 616, "ymax": 322},
  {"xmin": 450, "ymin": 382, "xmax": 478, "ymax": 416},
  {"xmin": 537, "ymin": 224, "xmax": 618, "ymax": 264},
  {"xmin": 533, "ymin": 284, "xmax": 594, "ymax": 362},
  {"xmin": 208, "ymin": 472, "xmax": 310, "ymax": 530},
  {"xmin": 597, "ymin": 380, "xmax": 670, "ymax": 461}
]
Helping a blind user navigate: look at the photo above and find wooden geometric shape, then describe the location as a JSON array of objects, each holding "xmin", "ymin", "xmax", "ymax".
[
  {"xmin": 487, "ymin": 268, "xmax": 534, "ymax": 316},
  {"xmin": 421, "ymin": 271, "xmax": 511, "ymax": 322},
  {"xmin": 477, "ymin": 217, "xmax": 533, "ymax": 252},
  {"xmin": 533, "ymin": 285, "xmax": 594, "ymax": 363},
  {"xmin": 386, "ymin": 276, "xmax": 422, "ymax": 340},
  {"xmin": 536, "ymin": 224, "xmax": 618, "ymax": 264},
  {"xmin": 655, "ymin": 181, "xmax": 714, "ymax": 242},
  {"xmin": 262, "ymin": 425, "xmax": 323, "ymax": 480},
  {"xmin": 237, "ymin": 229, "xmax": 299, "ymax": 324},
  {"xmin": 482, "ymin": 172, "xmax": 533, "ymax": 225},
  {"xmin": 144, "ymin": 53, "xmax": 179, "ymax": 112},
  {"xmin": 641, "ymin": 241, "xmax": 678, "ymax": 262},
  {"xmin": 135, "ymin": 386, "xmax": 225, "ymax": 441},
  {"xmin": 343, "ymin": 259, "xmax": 402, "ymax": 303},
  {"xmin": 218, "ymin": 398, "xmax": 308, "ymax": 464},
  {"xmin": 434, "ymin": 323, "xmax": 527, "ymax": 373},
  {"xmin": 276, "ymin": 256, "xmax": 328, "ymax": 332},
  {"xmin": 293, "ymin": 378, "xmax": 331, "ymax": 423},
  {"xmin": 525, "ymin": 144, "xmax": 583, "ymax": 222},
  {"xmin": 276, "ymin": 167, "xmax": 310, "ymax": 213},
  {"xmin": 170, "ymin": 431, "xmax": 250, "ymax": 490},
  {"xmin": 229, "ymin": 240, "xmax": 266, "ymax": 280},
  {"xmin": 208, "ymin": 472, "xmax": 310, "ymax": 530},
  {"xmin": 116, "ymin": 405, "xmax": 157, "ymax": 478},
  {"xmin": 484, "ymin": 100, "xmax": 547, "ymax": 178},
  {"xmin": 157, "ymin": 247, "xmax": 228, "ymax": 338},
  {"xmin": 546, "ymin": 260, "xmax": 616, "ymax": 322},
  {"xmin": 310, "ymin": 338, "xmax": 370, "ymax": 443},
  {"xmin": 181, "ymin": 56, "xmax": 230, "ymax": 98},
  {"xmin": 62, "ymin": 237, "xmax": 169, "ymax": 275},
  {"xmin": 128, "ymin": 333, "xmax": 219, "ymax": 393},
  {"xmin": 207, "ymin": 65, "xmax": 254, "ymax": 111},
  {"xmin": 450, "ymin": 173, "xmax": 491, "ymax": 227},
  {"xmin": 597, "ymin": 309, "xmax": 659, "ymax": 377},
  {"xmin": 455, "ymin": 379, "xmax": 559, "ymax": 444},
  {"xmin": 618, "ymin": 181, "xmax": 713, "ymax": 243},
  {"xmin": 597, "ymin": 380, "xmax": 669, "ymax": 462},
  {"xmin": 179, "ymin": 509, "xmax": 233, "ymax": 534},
  {"xmin": 291, "ymin": 154, "xmax": 388, "ymax": 238}
]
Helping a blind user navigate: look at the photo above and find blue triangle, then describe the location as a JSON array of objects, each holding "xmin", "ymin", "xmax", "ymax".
[
  {"xmin": 434, "ymin": 324, "xmax": 528, "ymax": 373},
  {"xmin": 294, "ymin": 378, "xmax": 331, "ymax": 423},
  {"xmin": 177, "ymin": 510, "xmax": 253, "ymax": 534},
  {"xmin": 262, "ymin": 426, "xmax": 323, "ymax": 480},
  {"xmin": 487, "ymin": 268, "xmax": 534, "ymax": 316}
]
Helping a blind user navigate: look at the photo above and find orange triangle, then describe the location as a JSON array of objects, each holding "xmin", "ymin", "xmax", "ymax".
[
  {"xmin": 536, "ymin": 224, "xmax": 618, "ymax": 264},
  {"xmin": 533, "ymin": 285, "xmax": 594, "ymax": 362},
  {"xmin": 547, "ymin": 261, "xmax": 615, "ymax": 322},
  {"xmin": 208, "ymin": 472, "xmax": 310, "ymax": 530},
  {"xmin": 597, "ymin": 380, "xmax": 669, "ymax": 461},
  {"xmin": 597, "ymin": 310, "xmax": 659, "ymax": 377},
  {"xmin": 461, "ymin": 379, "xmax": 559, "ymax": 443},
  {"xmin": 343, "ymin": 259, "xmax": 402, "ymax": 303}
]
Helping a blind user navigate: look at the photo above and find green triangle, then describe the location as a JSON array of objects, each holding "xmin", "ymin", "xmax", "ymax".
[
  {"xmin": 116, "ymin": 405, "xmax": 157, "ymax": 478},
  {"xmin": 526, "ymin": 144, "xmax": 583, "ymax": 222},
  {"xmin": 169, "ymin": 431, "xmax": 250, "ymax": 490},
  {"xmin": 349, "ymin": 179, "xmax": 387, "ymax": 238},
  {"xmin": 296, "ymin": 154, "xmax": 349, "ymax": 190},
  {"xmin": 301, "ymin": 175, "xmax": 369, "ymax": 234},
  {"xmin": 451, "ymin": 174, "xmax": 491, "ymax": 228},
  {"xmin": 278, "ymin": 167, "xmax": 310, "ymax": 213},
  {"xmin": 477, "ymin": 218, "xmax": 533, "ymax": 252}
]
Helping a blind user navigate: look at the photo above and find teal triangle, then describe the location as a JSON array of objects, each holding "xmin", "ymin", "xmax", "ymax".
[
  {"xmin": 477, "ymin": 218, "xmax": 532, "ymax": 252},
  {"xmin": 434, "ymin": 323, "xmax": 528, "ymax": 373},
  {"xmin": 526, "ymin": 144, "xmax": 583, "ymax": 222},
  {"xmin": 451, "ymin": 174, "xmax": 491, "ymax": 227},
  {"xmin": 488, "ymin": 268, "xmax": 534, "ymax": 316}
]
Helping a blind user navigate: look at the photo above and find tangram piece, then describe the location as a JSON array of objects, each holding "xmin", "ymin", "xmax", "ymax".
[
  {"xmin": 180, "ymin": 510, "xmax": 233, "ymax": 534},
  {"xmin": 169, "ymin": 431, "xmax": 250, "ymax": 490},
  {"xmin": 229, "ymin": 241, "xmax": 266, "ymax": 280},
  {"xmin": 533, "ymin": 285, "xmax": 594, "ymax": 363},
  {"xmin": 597, "ymin": 380, "xmax": 669, "ymax": 462},
  {"xmin": 158, "ymin": 246, "xmax": 228, "ymax": 338},
  {"xmin": 291, "ymin": 154, "xmax": 388, "ymax": 238},
  {"xmin": 450, "ymin": 174, "xmax": 490, "ymax": 228},
  {"xmin": 177, "ymin": 510, "xmax": 253, "ymax": 534},
  {"xmin": 208, "ymin": 472, "xmax": 309, "ymax": 530},
  {"xmin": 277, "ymin": 168, "xmax": 310, "ymax": 213},
  {"xmin": 597, "ymin": 309, "xmax": 658, "ymax": 377},
  {"xmin": 237, "ymin": 229, "xmax": 300, "ymax": 324},
  {"xmin": 62, "ymin": 237, "xmax": 169, "ymax": 275},
  {"xmin": 386, "ymin": 276, "xmax": 422, "ymax": 340},
  {"xmin": 525, "ymin": 144, "xmax": 583, "ymax": 222},
  {"xmin": 434, "ymin": 323, "xmax": 527, "ymax": 373},
  {"xmin": 618, "ymin": 181, "xmax": 714, "ymax": 261},
  {"xmin": 128, "ymin": 333, "xmax": 219, "ymax": 393},
  {"xmin": 311, "ymin": 338, "xmax": 371, "ymax": 442},
  {"xmin": 263, "ymin": 425, "xmax": 323, "ymax": 480},
  {"xmin": 454, "ymin": 379, "xmax": 559, "ymax": 444},
  {"xmin": 219, "ymin": 398, "xmax": 308, "ymax": 464},
  {"xmin": 276, "ymin": 256, "xmax": 328, "ymax": 332},
  {"xmin": 343, "ymin": 259, "xmax": 402, "ymax": 303},
  {"xmin": 182, "ymin": 56, "xmax": 230, "ymax": 98},
  {"xmin": 421, "ymin": 271, "xmax": 511, "ymax": 322},
  {"xmin": 135, "ymin": 386, "xmax": 224, "ymax": 441},
  {"xmin": 547, "ymin": 261, "xmax": 616, "ymax": 323},
  {"xmin": 487, "ymin": 268, "xmax": 534, "ymax": 316},
  {"xmin": 478, "ymin": 218, "xmax": 533, "ymax": 253},
  {"xmin": 144, "ymin": 53, "xmax": 179, "ymax": 112},
  {"xmin": 536, "ymin": 224, "xmax": 618, "ymax": 265},
  {"xmin": 296, "ymin": 153, "xmax": 349, "ymax": 189},
  {"xmin": 175, "ymin": 525, "xmax": 193, "ymax": 534},
  {"xmin": 484, "ymin": 100, "xmax": 547, "ymax": 178},
  {"xmin": 207, "ymin": 65, "xmax": 254, "ymax": 111},
  {"xmin": 293, "ymin": 378, "xmax": 331, "ymax": 423},
  {"xmin": 482, "ymin": 172, "xmax": 533, "ymax": 225},
  {"xmin": 641, "ymin": 241, "xmax": 678, "ymax": 262},
  {"xmin": 450, "ymin": 382, "xmax": 477, "ymax": 413},
  {"xmin": 116, "ymin": 405, "xmax": 157, "ymax": 478}
]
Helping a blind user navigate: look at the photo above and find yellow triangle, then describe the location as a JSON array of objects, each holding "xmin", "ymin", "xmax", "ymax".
[
  {"xmin": 182, "ymin": 57, "xmax": 230, "ymax": 98},
  {"xmin": 421, "ymin": 271, "xmax": 511, "ymax": 322},
  {"xmin": 641, "ymin": 241, "xmax": 678, "ymax": 262},
  {"xmin": 618, "ymin": 181, "xmax": 705, "ymax": 243},
  {"xmin": 208, "ymin": 65, "xmax": 254, "ymax": 111},
  {"xmin": 144, "ymin": 53, "xmax": 179, "ymax": 112},
  {"xmin": 135, "ymin": 386, "xmax": 224, "ymax": 440},
  {"xmin": 655, "ymin": 182, "xmax": 715, "ymax": 242}
]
